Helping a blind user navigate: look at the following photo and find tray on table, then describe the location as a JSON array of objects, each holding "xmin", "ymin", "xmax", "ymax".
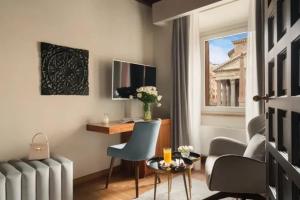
[{"xmin": 146, "ymin": 152, "xmax": 200, "ymax": 173}]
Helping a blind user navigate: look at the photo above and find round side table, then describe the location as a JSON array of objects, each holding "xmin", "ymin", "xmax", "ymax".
[{"xmin": 146, "ymin": 152, "xmax": 201, "ymax": 200}]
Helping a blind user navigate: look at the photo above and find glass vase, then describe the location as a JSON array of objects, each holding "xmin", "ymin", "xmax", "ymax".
[{"xmin": 143, "ymin": 103, "xmax": 152, "ymax": 121}]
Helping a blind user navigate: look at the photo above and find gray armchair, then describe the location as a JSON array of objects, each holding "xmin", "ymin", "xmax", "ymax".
[{"xmin": 204, "ymin": 115, "xmax": 266, "ymax": 200}]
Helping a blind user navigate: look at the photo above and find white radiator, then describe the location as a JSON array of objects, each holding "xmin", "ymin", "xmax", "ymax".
[{"xmin": 0, "ymin": 156, "xmax": 73, "ymax": 200}]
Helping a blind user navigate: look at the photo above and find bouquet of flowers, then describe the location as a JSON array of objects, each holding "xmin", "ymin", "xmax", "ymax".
[
  {"xmin": 136, "ymin": 86, "xmax": 162, "ymax": 120},
  {"xmin": 178, "ymin": 146, "xmax": 194, "ymax": 158}
]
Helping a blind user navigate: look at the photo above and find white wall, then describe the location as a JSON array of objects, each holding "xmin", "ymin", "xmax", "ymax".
[
  {"xmin": 199, "ymin": 25, "xmax": 248, "ymax": 153},
  {"xmin": 0, "ymin": 0, "xmax": 154, "ymax": 178},
  {"xmin": 201, "ymin": 115, "xmax": 246, "ymax": 155},
  {"xmin": 152, "ymin": 0, "xmax": 224, "ymax": 24},
  {"xmin": 153, "ymin": 22, "xmax": 247, "ymax": 155}
]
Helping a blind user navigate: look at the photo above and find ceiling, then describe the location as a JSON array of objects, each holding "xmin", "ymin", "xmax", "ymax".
[
  {"xmin": 136, "ymin": 0, "xmax": 249, "ymax": 32},
  {"xmin": 136, "ymin": 0, "xmax": 161, "ymax": 6},
  {"xmin": 197, "ymin": 0, "xmax": 250, "ymax": 33}
]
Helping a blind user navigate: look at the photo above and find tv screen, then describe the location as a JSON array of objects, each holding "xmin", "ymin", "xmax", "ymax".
[{"xmin": 112, "ymin": 60, "xmax": 156, "ymax": 99}]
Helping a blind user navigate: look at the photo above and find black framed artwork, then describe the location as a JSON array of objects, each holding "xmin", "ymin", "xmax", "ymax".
[{"xmin": 40, "ymin": 42, "xmax": 89, "ymax": 95}]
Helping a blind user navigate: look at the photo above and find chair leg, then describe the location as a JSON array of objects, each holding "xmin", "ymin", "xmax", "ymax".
[
  {"xmin": 105, "ymin": 157, "xmax": 115, "ymax": 189},
  {"xmin": 135, "ymin": 161, "xmax": 139, "ymax": 198}
]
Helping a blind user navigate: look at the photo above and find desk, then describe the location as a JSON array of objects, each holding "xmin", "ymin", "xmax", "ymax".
[{"xmin": 86, "ymin": 119, "xmax": 171, "ymax": 177}]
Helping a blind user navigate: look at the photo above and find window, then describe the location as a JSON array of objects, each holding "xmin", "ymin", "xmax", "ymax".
[{"xmin": 204, "ymin": 32, "xmax": 248, "ymax": 108}]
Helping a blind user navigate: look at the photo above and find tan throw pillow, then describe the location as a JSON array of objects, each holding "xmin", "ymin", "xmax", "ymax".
[{"xmin": 243, "ymin": 134, "xmax": 266, "ymax": 162}]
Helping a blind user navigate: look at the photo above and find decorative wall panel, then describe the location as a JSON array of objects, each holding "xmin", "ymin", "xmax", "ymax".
[{"xmin": 41, "ymin": 42, "xmax": 89, "ymax": 95}]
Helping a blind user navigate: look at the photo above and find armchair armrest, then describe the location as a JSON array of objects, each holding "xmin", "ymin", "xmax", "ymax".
[
  {"xmin": 208, "ymin": 155, "xmax": 266, "ymax": 194},
  {"xmin": 209, "ymin": 137, "xmax": 247, "ymax": 156}
]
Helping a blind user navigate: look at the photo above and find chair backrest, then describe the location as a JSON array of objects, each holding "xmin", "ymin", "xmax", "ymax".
[
  {"xmin": 123, "ymin": 119, "xmax": 161, "ymax": 161},
  {"xmin": 247, "ymin": 114, "xmax": 266, "ymax": 139}
]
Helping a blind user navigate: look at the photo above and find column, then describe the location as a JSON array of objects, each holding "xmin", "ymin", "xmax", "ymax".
[
  {"xmin": 216, "ymin": 80, "xmax": 221, "ymax": 106},
  {"xmin": 221, "ymin": 80, "xmax": 227, "ymax": 106},
  {"xmin": 230, "ymin": 79, "xmax": 236, "ymax": 106},
  {"xmin": 239, "ymin": 55, "xmax": 245, "ymax": 107},
  {"xmin": 226, "ymin": 80, "xmax": 231, "ymax": 106}
]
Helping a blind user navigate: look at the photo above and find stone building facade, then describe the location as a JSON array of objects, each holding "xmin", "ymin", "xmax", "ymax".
[{"xmin": 209, "ymin": 38, "xmax": 247, "ymax": 107}]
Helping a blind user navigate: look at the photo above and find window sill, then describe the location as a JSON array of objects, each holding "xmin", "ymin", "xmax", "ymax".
[
  {"xmin": 201, "ymin": 111, "xmax": 245, "ymax": 117},
  {"xmin": 202, "ymin": 106, "xmax": 245, "ymax": 117}
]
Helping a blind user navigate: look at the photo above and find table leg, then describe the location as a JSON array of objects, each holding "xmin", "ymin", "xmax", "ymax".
[
  {"xmin": 154, "ymin": 173, "xmax": 158, "ymax": 200},
  {"xmin": 182, "ymin": 173, "xmax": 189, "ymax": 200},
  {"xmin": 157, "ymin": 175, "xmax": 161, "ymax": 184},
  {"xmin": 170, "ymin": 173, "xmax": 173, "ymax": 192},
  {"xmin": 168, "ymin": 173, "xmax": 171, "ymax": 200},
  {"xmin": 188, "ymin": 168, "xmax": 192, "ymax": 198}
]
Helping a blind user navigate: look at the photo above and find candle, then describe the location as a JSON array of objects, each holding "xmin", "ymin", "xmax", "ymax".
[{"xmin": 103, "ymin": 113, "xmax": 109, "ymax": 124}]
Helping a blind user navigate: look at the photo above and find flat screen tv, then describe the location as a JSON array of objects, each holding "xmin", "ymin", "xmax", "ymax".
[{"xmin": 112, "ymin": 60, "xmax": 156, "ymax": 99}]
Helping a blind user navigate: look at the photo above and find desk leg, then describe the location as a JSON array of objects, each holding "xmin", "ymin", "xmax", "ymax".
[{"xmin": 188, "ymin": 168, "xmax": 192, "ymax": 198}]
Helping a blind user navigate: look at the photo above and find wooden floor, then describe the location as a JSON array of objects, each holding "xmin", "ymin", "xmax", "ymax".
[{"xmin": 74, "ymin": 168, "xmax": 206, "ymax": 200}]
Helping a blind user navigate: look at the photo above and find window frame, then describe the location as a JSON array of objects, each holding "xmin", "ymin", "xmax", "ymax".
[{"xmin": 200, "ymin": 24, "xmax": 248, "ymax": 115}]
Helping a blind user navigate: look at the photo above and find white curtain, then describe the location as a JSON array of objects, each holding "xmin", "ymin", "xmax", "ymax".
[
  {"xmin": 188, "ymin": 14, "xmax": 202, "ymax": 169},
  {"xmin": 246, "ymin": 0, "xmax": 259, "ymax": 140}
]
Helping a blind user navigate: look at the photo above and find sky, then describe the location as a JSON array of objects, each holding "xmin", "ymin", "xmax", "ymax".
[{"xmin": 209, "ymin": 32, "xmax": 248, "ymax": 65}]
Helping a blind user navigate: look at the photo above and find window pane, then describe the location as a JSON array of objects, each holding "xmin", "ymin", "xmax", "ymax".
[{"xmin": 206, "ymin": 32, "xmax": 248, "ymax": 107}]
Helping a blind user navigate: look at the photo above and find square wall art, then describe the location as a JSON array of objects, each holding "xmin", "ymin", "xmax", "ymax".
[{"xmin": 40, "ymin": 42, "xmax": 89, "ymax": 95}]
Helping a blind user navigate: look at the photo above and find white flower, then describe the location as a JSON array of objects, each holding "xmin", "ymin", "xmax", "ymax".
[
  {"xmin": 178, "ymin": 146, "xmax": 183, "ymax": 152},
  {"xmin": 150, "ymin": 90, "xmax": 158, "ymax": 96},
  {"xmin": 136, "ymin": 86, "xmax": 162, "ymax": 104},
  {"xmin": 178, "ymin": 145, "xmax": 194, "ymax": 153},
  {"xmin": 157, "ymin": 103, "xmax": 162, "ymax": 107}
]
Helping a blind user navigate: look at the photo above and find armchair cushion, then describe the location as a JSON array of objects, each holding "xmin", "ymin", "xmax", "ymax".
[
  {"xmin": 243, "ymin": 134, "xmax": 266, "ymax": 161},
  {"xmin": 206, "ymin": 155, "xmax": 266, "ymax": 194},
  {"xmin": 205, "ymin": 156, "xmax": 218, "ymax": 185},
  {"xmin": 209, "ymin": 137, "xmax": 247, "ymax": 156}
]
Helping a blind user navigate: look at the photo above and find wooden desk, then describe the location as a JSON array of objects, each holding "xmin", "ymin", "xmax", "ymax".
[
  {"xmin": 86, "ymin": 119, "xmax": 171, "ymax": 178},
  {"xmin": 86, "ymin": 121, "xmax": 135, "ymax": 134}
]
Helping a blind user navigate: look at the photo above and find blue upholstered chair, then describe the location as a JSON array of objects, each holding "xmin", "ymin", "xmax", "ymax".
[{"xmin": 105, "ymin": 119, "xmax": 161, "ymax": 198}]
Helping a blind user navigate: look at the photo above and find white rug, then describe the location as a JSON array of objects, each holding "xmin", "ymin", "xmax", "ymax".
[{"xmin": 138, "ymin": 176, "xmax": 225, "ymax": 200}]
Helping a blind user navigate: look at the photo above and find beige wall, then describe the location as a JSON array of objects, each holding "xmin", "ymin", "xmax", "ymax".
[
  {"xmin": 153, "ymin": 22, "xmax": 173, "ymax": 118},
  {"xmin": 0, "ymin": 0, "xmax": 154, "ymax": 178}
]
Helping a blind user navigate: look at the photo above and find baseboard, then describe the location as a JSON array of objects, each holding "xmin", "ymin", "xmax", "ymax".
[
  {"xmin": 74, "ymin": 156, "xmax": 207, "ymax": 186},
  {"xmin": 74, "ymin": 165, "xmax": 121, "ymax": 186}
]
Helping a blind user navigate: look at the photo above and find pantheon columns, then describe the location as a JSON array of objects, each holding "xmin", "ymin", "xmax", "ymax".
[
  {"xmin": 216, "ymin": 79, "xmax": 237, "ymax": 106},
  {"xmin": 238, "ymin": 56, "xmax": 245, "ymax": 107},
  {"xmin": 230, "ymin": 79, "xmax": 236, "ymax": 106},
  {"xmin": 214, "ymin": 53, "xmax": 246, "ymax": 107}
]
